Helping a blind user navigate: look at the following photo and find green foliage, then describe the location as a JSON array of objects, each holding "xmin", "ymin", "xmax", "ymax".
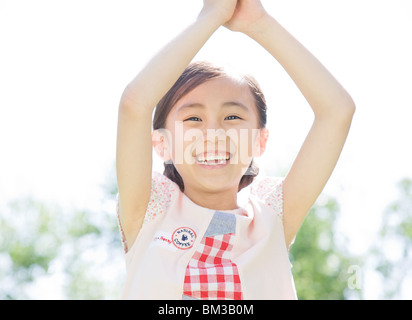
[
  {"xmin": 289, "ymin": 197, "xmax": 361, "ymax": 300},
  {"xmin": 0, "ymin": 193, "xmax": 123, "ymax": 299},
  {"xmin": 0, "ymin": 199, "xmax": 61, "ymax": 288},
  {"xmin": 371, "ymin": 178, "xmax": 412, "ymax": 299}
]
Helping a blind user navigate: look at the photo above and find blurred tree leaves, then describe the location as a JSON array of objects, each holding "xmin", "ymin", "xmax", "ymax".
[
  {"xmin": 290, "ymin": 196, "xmax": 361, "ymax": 300},
  {"xmin": 370, "ymin": 178, "xmax": 412, "ymax": 299},
  {"xmin": 0, "ymin": 199, "xmax": 61, "ymax": 290},
  {"xmin": 0, "ymin": 169, "xmax": 123, "ymax": 299}
]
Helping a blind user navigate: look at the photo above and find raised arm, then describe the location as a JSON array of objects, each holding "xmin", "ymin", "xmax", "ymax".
[
  {"xmin": 116, "ymin": 1, "xmax": 238, "ymax": 249},
  {"xmin": 226, "ymin": 0, "xmax": 356, "ymax": 247}
]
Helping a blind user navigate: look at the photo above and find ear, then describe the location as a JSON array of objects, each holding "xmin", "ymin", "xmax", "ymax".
[
  {"xmin": 152, "ymin": 129, "xmax": 172, "ymax": 163},
  {"xmin": 253, "ymin": 128, "xmax": 269, "ymax": 157}
]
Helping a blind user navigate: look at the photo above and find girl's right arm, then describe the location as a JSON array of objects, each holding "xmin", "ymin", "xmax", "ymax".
[{"xmin": 116, "ymin": 1, "xmax": 237, "ymax": 249}]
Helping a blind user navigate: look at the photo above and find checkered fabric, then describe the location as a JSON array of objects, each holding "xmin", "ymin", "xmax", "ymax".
[{"xmin": 183, "ymin": 233, "xmax": 243, "ymax": 300}]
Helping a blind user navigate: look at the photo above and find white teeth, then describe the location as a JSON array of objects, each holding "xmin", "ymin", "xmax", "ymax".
[{"xmin": 196, "ymin": 153, "xmax": 230, "ymax": 164}]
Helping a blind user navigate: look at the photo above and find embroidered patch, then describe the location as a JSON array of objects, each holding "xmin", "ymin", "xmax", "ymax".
[{"xmin": 172, "ymin": 227, "xmax": 197, "ymax": 250}]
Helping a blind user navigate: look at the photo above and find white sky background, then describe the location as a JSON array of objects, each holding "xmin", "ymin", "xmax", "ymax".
[{"xmin": 1, "ymin": 0, "xmax": 412, "ymax": 299}]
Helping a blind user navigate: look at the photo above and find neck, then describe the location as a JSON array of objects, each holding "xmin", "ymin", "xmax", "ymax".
[{"xmin": 183, "ymin": 187, "xmax": 239, "ymax": 211}]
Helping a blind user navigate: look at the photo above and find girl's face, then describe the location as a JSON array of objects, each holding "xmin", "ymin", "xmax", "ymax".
[{"xmin": 155, "ymin": 76, "xmax": 268, "ymax": 194}]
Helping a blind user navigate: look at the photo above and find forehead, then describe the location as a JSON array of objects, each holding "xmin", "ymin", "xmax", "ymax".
[{"xmin": 172, "ymin": 76, "xmax": 256, "ymax": 113}]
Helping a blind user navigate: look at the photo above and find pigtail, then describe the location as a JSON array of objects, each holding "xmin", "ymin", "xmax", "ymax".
[
  {"xmin": 163, "ymin": 163, "xmax": 185, "ymax": 192},
  {"xmin": 238, "ymin": 160, "xmax": 259, "ymax": 191}
]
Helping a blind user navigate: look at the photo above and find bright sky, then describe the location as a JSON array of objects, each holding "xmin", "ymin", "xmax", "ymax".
[{"xmin": 1, "ymin": 0, "xmax": 412, "ymax": 299}]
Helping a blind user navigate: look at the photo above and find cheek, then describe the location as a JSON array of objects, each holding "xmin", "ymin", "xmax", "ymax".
[
  {"xmin": 168, "ymin": 123, "xmax": 204, "ymax": 166},
  {"xmin": 226, "ymin": 129, "xmax": 257, "ymax": 166}
]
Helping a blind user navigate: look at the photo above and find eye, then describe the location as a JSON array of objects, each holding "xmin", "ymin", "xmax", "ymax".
[
  {"xmin": 184, "ymin": 116, "xmax": 202, "ymax": 122},
  {"xmin": 225, "ymin": 115, "xmax": 242, "ymax": 121}
]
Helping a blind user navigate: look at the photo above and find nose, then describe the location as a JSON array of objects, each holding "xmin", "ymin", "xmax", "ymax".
[
  {"xmin": 205, "ymin": 127, "xmax": 227, "ymax": 142},
  {"xmin": 202, "ymin": 127, "xmax": 230, "ymax": 155}
]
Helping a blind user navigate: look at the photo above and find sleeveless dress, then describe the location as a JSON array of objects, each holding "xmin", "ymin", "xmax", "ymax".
[{"xmin": 117, "ymin": 172, "xmax": 297, "ymax": 300}]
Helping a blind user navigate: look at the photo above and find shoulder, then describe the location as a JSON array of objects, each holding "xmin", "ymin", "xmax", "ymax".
[
  {"xmin": 116, "ymin": 171, "xmax": 179, "ymax": 225},
  {"xmin": 249, "ymin": 176, "xmax": 285, "ymax": 217},
  {"xmin": 151, "ymin": 171, "xmax": 177, "ymax": 193},
  {"xmin": 116, "ymin": 172, "xmax": 178, "ymax": 253},
  {"xmin": 144, "ymin": 171, "xmax": 179, "ymax": 223}
]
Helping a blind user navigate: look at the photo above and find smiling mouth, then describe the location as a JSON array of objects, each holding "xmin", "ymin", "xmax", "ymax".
[{"xmin": 195, "ymin": 152, "xmax": 231, "ymax": 166}]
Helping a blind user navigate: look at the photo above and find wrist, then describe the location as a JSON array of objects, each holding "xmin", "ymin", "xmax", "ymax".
[
  {"xmin": 244, "ymin": 13, "xmax": 276, "ymax": 39},
  {"xmin": 197, "ymin": 7, "xmax": 228, "ymax": 28}
]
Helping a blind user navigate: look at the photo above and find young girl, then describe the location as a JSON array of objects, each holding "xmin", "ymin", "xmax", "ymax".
[{"xmin": 116, "ymin": 0, "xmax": 355, "ymax": 300}]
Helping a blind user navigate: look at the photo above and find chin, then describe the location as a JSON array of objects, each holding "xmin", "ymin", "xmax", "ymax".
[
  {"xmin": 194, "ymin": 172, "xmax": 242, "ymax": 193},
  {"xmin": 175, "ymin": 162, "xmax": 248, "ymax": 193}
]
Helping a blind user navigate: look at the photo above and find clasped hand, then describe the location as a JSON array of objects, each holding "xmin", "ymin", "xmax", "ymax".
[{"xmin": 201, "ymin": 0, "xmax": 268, "ymax": 34}]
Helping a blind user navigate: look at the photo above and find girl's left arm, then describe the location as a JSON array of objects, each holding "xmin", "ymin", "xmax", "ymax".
[{"xmin": 227, "ymin": 0, "xmax": 356, "ymax": 247}]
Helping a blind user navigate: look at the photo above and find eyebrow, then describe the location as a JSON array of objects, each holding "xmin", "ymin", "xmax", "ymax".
[{"xmin": 176, "ymin": 101, "xmax": 251, "ymax": 113}]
